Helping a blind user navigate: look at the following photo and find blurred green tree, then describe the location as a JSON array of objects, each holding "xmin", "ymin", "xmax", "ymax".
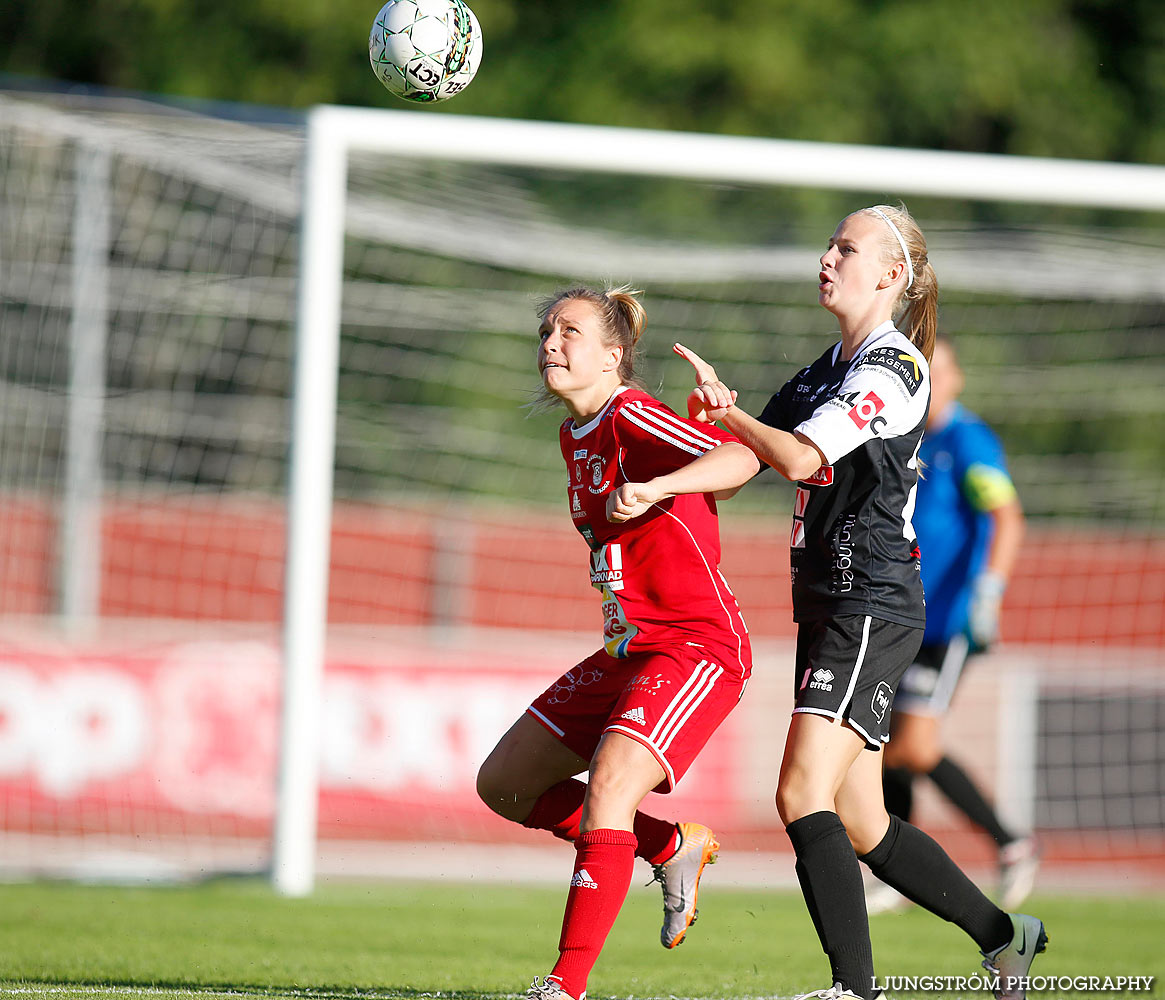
[{"xmin": 1, "ymin": 0, "xmax": 1162, "ymax": 162}]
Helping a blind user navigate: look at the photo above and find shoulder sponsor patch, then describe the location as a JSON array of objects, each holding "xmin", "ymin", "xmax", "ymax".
[
  {"xmin": 847, "ymin": 390, "xmax": 885, "ymax": 429},
  {"xmin": 854, "ymin": 346, "xmax": 923, "ymax": 396}
]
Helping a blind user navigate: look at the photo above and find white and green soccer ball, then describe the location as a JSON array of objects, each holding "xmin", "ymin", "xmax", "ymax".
[{"xmin": 369, "ymin": 0, "xmax": 482, "ymax": 103}]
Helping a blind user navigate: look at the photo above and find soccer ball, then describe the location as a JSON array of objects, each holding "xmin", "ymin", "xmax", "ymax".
[{"xmin": 369, "ymin": 0, "xmax": 482, "ymax": 103}]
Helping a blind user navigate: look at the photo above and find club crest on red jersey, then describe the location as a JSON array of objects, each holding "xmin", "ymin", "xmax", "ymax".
[{"xmin": 587, "ymin": 454, "xmax": 613, "ymax": 494}]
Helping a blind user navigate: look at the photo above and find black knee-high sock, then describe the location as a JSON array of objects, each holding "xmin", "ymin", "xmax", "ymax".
[
  {"xmin": 794, "ymin": 857, "xmax": 827, "ymax": 950},
  {"xmin": 786, "ymin": 811, "xmax": 874, "ymax": 1000},
  {"xmin": 928, "ymin": 756, "xmax": 1015, "ymax": 846},
  {"xmin": 860, "ymin": 814, "xmax": 1013, "ymax": 953},
  {"xmin": 882, "ymin": 766, "xmax": 914, "ymax": 821}
]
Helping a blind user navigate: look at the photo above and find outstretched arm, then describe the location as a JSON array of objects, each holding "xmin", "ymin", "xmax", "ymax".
[
  {"xmin": 607, "ymin": 442, "xmax": 760, "ymax": 523},
  {"xmin": 968, "ymin": 495, "xmax": 1026, "ymax": 646},
  {"xmin": 673, "ymin": 342, "xmax": 825, "ymax": 482}
]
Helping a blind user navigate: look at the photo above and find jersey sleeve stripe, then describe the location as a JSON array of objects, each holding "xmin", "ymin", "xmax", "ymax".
[
  {"xmin": 620, "ymin": 409, "xmax": 705, "ymax": 456},
  {"xmin": 621, "ymin": 408, "xmax": 717, "ymax": 457},
  {"xmin": 629, "ymin": 402, "xmax": 722, "ymax": 449}
]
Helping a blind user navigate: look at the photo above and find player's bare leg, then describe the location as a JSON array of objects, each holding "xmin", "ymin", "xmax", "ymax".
[
  {"xmin": 579, "ymin": 730, "xmax": 666, "ymax": 831},
  {"xmin": 841, "ymin": 745, "xmax": 910, "ymax": 915},
  {"xmin": 881, "ymin": 711, "xmax": 941, "ymax": 772},
  {"xmin": 477, "ymin": 713, "xmax": 588, "ymax": 823},
  {"xmin": 479, "ymin": 713, "xmax": 711, "ymax": 952},
  {"xmin": 835, "ymin": 743, "xmax": 891, "ymax": 855},
  {"xmin": 777, "ymin": 713, "xmax": 868, "ymax": 824}
]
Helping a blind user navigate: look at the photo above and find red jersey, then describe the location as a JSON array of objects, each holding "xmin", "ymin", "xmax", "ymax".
[{"xmin": 559, "ymin": 387, "xmax": 751, "ymax": 673}]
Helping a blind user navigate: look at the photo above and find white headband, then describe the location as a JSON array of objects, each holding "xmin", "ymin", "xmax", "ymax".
[{"xmin": 869, "ymin": 208, "xmax": 914, "ymax": 290}]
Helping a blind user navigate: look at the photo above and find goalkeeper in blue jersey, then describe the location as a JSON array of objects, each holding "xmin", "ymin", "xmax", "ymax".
[{"xmin": 872, "ymin": 336, "xmax": 1038, "ymax": 914}]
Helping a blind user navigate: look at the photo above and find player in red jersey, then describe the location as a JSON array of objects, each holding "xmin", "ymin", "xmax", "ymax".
[{"xmin": 476, "ymin": 285, "xmax": 760, "ymax": 1000}]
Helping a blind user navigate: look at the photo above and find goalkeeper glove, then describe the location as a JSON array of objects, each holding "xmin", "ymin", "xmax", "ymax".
[{"xmin": 967, "ymin": 571, "xmax": 1006, "ymax": 648}]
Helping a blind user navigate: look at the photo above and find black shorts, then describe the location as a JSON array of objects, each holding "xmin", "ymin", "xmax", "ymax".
[
  {"xmin": 793, "ymin": 614, "xmax": 924, "ymax": 748},
  {"xmin": 893, "ymin": 635, "xmax": 972, "ymax": 716}
]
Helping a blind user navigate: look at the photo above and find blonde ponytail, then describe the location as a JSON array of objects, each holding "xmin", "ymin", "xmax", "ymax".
[
  {"xmin": 899, "ymin": 261, "xmax": 938, "ymax": 364},
  {"xmin": 862, "ymin": 204, "xmax": 937, "ymax": 363}
]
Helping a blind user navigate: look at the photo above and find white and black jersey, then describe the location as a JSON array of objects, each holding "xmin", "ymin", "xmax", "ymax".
[{"xmin": 759, "ymin": 322, "xmax": 930, "ymax": 627}]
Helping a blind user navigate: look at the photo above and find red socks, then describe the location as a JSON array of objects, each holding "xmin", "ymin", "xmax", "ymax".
[
  {"xmin": 550, "ymin": 828, "xmax": 637, "ymax": 998},
  {"xmin": 522, "ymin": 785, "xmax": 682, "ymax": 996},
  {"xmin": 522, "ymin": 779, "xmax": 679, "ymax": 864}
]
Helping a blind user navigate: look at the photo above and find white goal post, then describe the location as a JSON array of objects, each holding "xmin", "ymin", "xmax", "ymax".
[{"xmin": 276, "ymin": 104, "xmax": 1165, "ymax": 896}]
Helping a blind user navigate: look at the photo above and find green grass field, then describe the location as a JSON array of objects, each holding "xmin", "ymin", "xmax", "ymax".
[{"xmin": 0, "ymin": 879, "xmax": 1160, "ymax": 1000}]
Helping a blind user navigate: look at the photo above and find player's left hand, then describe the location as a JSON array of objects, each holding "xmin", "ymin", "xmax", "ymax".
[
  {"xmin": 607, "ymin": 482, "xmax": 664, "ymax": 522},
  {"xmin": 968, "ymin": 571, "xmax": 1006, "ymax": 647},
  {"xmin": 674, "ymin": 343, "xmax": 737, "ymax": 422}
]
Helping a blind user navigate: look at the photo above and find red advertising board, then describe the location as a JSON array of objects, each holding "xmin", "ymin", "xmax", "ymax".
[{"xmin": 0, "ymin": 631, "xmax": 746, "ymax": 845}]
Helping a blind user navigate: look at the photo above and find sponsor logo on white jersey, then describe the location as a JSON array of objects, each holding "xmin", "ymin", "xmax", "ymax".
[
  {"xmin": 619, "ymin": 706, "xmax": 646, "ymax": 725},
  {"xmin": 571, "ymin": 868, "xmax": 598, "ymax": 889},
  {"xmin": 848, "ymin": 389, "xmax": 886, "ymax": 430},
  {"xmin": 810, "ymin": 668, "xmax": 835, "ymax": 691},
  {"xmin": 854, "ymin": 345, "xmax": 923, "ymax": 396},
  {"xmin": 803, "ymin": 465, "xmax": 834, "ymax": 487}
]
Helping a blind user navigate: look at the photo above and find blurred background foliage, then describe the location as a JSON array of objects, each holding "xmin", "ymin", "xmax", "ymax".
[
  {"xmin": 1, "ymin": 0, "xmax": 1162, "ymax": 518},
  {"xmin": 2, "ymin": 0, "xmax": 1163, "ymax": 162}
]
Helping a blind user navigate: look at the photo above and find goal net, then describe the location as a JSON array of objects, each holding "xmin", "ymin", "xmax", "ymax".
[{"xmin": 1, "ymin": 91, "xmax": 1162, "ymax": 891}]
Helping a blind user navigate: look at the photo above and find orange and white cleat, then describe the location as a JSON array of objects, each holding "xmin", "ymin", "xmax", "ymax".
[{"xmin": 652, "ymin": 821, "xmax": 720, "ymax": 949}]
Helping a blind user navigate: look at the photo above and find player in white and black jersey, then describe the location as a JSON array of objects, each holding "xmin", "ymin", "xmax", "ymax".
[{"xmin": 656, "ymin": 205, "xmax": 1048, "ymax": 1000}]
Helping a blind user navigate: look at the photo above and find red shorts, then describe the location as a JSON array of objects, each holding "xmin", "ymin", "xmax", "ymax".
[{"xmin": 526, "ymin": 640, "xmax": 749, "ymax": 792}]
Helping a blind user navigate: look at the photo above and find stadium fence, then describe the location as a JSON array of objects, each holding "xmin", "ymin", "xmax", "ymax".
[{"xmin": 0, "ymin": 91, "xmax": 1162, "ymax": 895}]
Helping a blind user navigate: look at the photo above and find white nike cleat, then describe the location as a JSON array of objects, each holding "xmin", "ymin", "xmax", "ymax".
[
  {"xmin": 998, "ymin": 837, "xmax": 1041, "ymax": 911},
  {"xmin": 981, "ymin": 912, "xmax": 1049, "ymax": 1000},
  {"xmin": 652, "ymin": 821, "xmax": 719, "ymax": 949},
  {"xmin": 792, "ymin": 983, "xmax": 872, "ymax": 1000},
  {"xmin": 525, "ymin": 977, "xmax": 583, "ymax": 1000}
]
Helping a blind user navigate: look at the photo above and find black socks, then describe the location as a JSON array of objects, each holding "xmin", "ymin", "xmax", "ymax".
[
  {"xmin": 860, "ymin": 814, "xmax": 1013, "ymax": 954},
  {"xmin": 884, "ymin": 756, "xmax": 1016, "ymax": 847},
  {"xmin": 928, "ymin": 756, "xmax": 1015, "ymax": 846},
  {"xmin": 882, "ymin": 765, "xmax": 914, "ymax": 821},
  {"xmin": 786, "ymin": 810, "xmax": 874, "ymax": 1000}
]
